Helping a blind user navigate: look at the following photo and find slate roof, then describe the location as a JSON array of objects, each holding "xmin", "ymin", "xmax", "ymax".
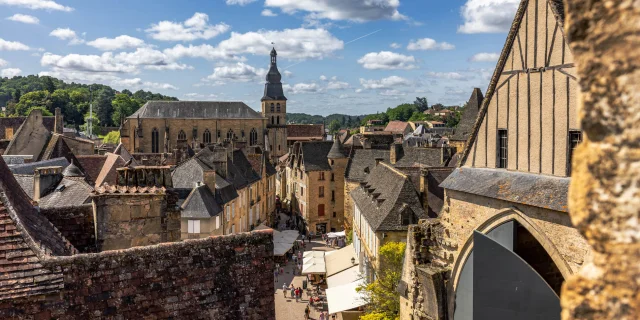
[
  {"xmin": 345, "ymin": 149, "xmax": 390, "ymax": 182},
  {"xmin": 440, "ymin": 167, "xmax": 569, "ymax": 212},
  {"xmin": 13, "ymin": 174, "xmax": 34, "ymax": 199},
  {"xmin": 394, "ymin": 147, "xmax": 444, "ymax": 168},
  {"xmin": 38, "ymin": 177, "xmax": 93, "ymax": 209},
  {"xmin": 0, "ymin": 117, "xmax": 55, "ymax": 140},
  {"xmin": 287, "ymin": 124, "xmax": 325, "ymax": 140},
  {"xmin": 327, "ymin": 138, "xmax": 347, "ymax": 159},
  {"xmin": 451, "ymin": 88, "xmax": 484, "ymax": 141},
  {"xmin": 426, "ymin": 168, "xmax": 454, "ymax": 217},
  {"xmin": 344, "ymin": 133, "xmax": 395, "ymax": 149},
  {"xmin": 8, "ymin": 157, "xmax": 69, "ymax": 175},
  {"xmin": 129, "ymin": 101, "xmax": 264, "ymax": 119},
  {"xmin": 181, "ymin": 184, "xmax": 223, "ymax": 218},
  {"xmin": 350, "ymin": 163, "xmax": 425, "ymax": 231},
  {"xmin": 384, "ymin": 121, "xmax": 411, "ymax": 134},
  {"xmin": 0, "ymin": 156, "xmax": 76, "ymax": 300},
  {"xmin": 76, "ymin": 155, "xmax": 108, "ymax": 183},
  {"xmin": 300, "ymin": 141, "xmax": 333, "ymax": 172}
]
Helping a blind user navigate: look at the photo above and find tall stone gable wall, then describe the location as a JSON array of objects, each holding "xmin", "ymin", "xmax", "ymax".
[
  {"xmin": 40, "ymin": 204, "xmax": 96, "ymax": 253},
  {"xmin": 0, "ymin": 231, "xmax": 275, "ymax": 320}
]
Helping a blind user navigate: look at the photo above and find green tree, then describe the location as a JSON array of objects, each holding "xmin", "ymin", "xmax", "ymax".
[
  {"xmin": 95, "ymin": 88, "xmax": 115, "ymax": 126},
  {"xmin": 102, "ymin": 130, "xmax": 121, "ymax": 144},
  {"xmin": 357, "ymin": 242, "xmax": 406, "ymax": 320},
  {"xmin": 386, "ymin": 103, "xmax": 417, "ymax": 122},
  {"xmin": 362, "ymin": 113, "xmax": 389, "ymax": 126},
  {"xmin": 25, "ymin": 106, "xmax": 53, "ymax": 116},
  {"xmin": 359, "ymin": 313, "xmax": 388, "ymax": 320},
  {"xmin": 328, "ymin": 119, "xmax": 341, "ymax": 134},
  {"xmin": 80, "ymin": 111, "xmax": 100, "ymax": 134},
  {"xmin": 111, "ymin": 93, "xmax": 140, "ymax": 125},
  {"xmin": 431, "ymin": 103, "xmax": 444, "ymax": 110},
  {"xmin": 446, "ymin": 111, "xmax": 462, "ymax": 128},
  {"xmin": 14, "ymin": 90, "xmax": 51, "ymax": 116},
  {"xmin": 42, "ymin": 76, "xmax": 56, "ymax": 94},
  {"xmin": 413, "ymin": 97, "xmax": 429, "ymax": 112},
  {"xmin": 13, "ymin": 88, "xmax": 21, "ymax": 103}
]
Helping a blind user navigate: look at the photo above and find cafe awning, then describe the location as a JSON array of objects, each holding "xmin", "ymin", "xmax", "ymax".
[
  {"xmin": 325, "ymin": 244, "xmax": 357, "ymax": 277},
  {"xmin": 326, "ymin": 279, "xmax": 368, "ymax": 314},
  {"xmin": 327, "ymin": 265, "xmax": 362, "ymax": 289}
]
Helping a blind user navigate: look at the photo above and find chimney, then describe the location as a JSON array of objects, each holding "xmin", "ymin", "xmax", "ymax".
[
  {"xmin": 419, "ymin": 168, "xmax": 429, "ymax": 214},
  {"xmin": 374, "ymin": 157, "xmax": 383, "ymax": 167},
  {"xmin": 33, "ymin": 166, "xmax": 63, "ymax": 201},
  {"xmin": 390, "ymin": 143, "xmax": 403, "ymax": 165},
  {"xmin": 54, "ymin": 108, "xmax": 63, "ymax": 134},
  {"xmin": 203, "ymin": 169, "xmax": 217, "ymax": 191},
  {"xmin": 116, "ymin": 166, "xmax": 173, "ymax": 188}
]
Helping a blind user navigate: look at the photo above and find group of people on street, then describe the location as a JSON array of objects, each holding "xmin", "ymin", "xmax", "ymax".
[{"xmin": 282, "ymin": 283, "xmax": 305, "ymax": 302}]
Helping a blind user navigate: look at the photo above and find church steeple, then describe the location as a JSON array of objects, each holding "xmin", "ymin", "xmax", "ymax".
[{"xmin": 262, "ymin": 47, "xmax": 287, "ymax": 101}]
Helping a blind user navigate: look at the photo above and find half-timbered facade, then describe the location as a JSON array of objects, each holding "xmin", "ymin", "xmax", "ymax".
[{"xmin": 400, "ymin": 1, "xmax": 592, "ymax": 319}]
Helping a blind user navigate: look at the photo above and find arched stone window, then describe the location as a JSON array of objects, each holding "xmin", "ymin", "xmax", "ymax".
[
  {"xmin": 250, "ymin": 128, "xmax": 258, "ymax": 146},
  {"xmin": 270, "ymin": 103, "xmax": 275, "ymax": 112},
  {"xmin": 178, "ymin": 130, "xmax": 186, "ymax": 141},
  {"xmin": 203, "ymin": 129, "xmax": 211, "ymax": 144},
  {"xmin": 276, "ymin": 103, "xmax": 281, "ymax": 113},
  {"xmin": 271, "ymin": 116, "xmax": 274, "ymax": 124},
  {"xmin": 227, "ymin": 129, "xmax": 234, "ymax": 140},
  {"xmin": 151, "ymin": 128, "xmax": 159, "ymax": 153},
  {"xmin": 277, "ymin": 116, "xmax": 280, "ymax": 125}
]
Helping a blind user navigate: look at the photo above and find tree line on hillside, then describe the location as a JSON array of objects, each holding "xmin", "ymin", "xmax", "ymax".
[
  {"xmin": 287, "ymin": 113, "xmax": 365, "ymax": 126},
  {"xmin": 0, "ymin": 75, "xmax": 177, "ymax": 130}
]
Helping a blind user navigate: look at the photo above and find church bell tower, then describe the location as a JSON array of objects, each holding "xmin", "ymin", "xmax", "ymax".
[{"xmin": 261, "ymin": 47, "xmax": 287, "ymax": 160}]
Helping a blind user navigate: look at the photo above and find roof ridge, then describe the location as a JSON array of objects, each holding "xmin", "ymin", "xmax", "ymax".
[{"xmin": 379, "ymin": 161, "xmax": 408, "ymax": 179}]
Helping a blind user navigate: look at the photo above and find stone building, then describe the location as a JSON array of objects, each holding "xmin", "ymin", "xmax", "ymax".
[
  {"xmin": 399, "ymin": 1, "xmax": 591, "ymax": 319},
  {"xmin": 284, "ymin": 139, "xmax": 347, "ymax": 234},
  {"xmin": 286, "ymin": 124, "xmax": 325, "ymax": 147},
  {"xmin": 119, "ymin": 48, "xmax": 288, "ymax": 162}
]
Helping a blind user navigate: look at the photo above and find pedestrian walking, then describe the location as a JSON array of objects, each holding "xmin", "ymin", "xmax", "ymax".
[
  {"xmin": 290, "ymin": 286, "xmax": 295, "ymax": 299},
  {"xmin": 304, "ymin": 305, "xmax": 310, "ymax": 320},
  {"xmin": 298, "ymin": 287, "xmax": 303, "ymax": 299},
  {"xmin": 283, "ymin": 283, "xmax": 287, "ymax": 297},
  {"xmin": 319, "ymin": 312, "xmax": 325, "ymax": 320},
  {"xmin": 274, "ymin": 269, "xmax": 279, "ymax": 282},
  {"xmin": 294, "ymin": 288, "xmax": 300, "ymax": 302}
]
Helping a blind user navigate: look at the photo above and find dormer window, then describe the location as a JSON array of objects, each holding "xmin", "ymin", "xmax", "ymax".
[{"xmin": 401, "ymin": 208, "xmax": 415, "ymax": 226}]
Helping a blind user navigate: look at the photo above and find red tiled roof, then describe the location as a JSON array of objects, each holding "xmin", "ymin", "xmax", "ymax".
[
  {"xmin": 383, "ymin": 121, "xmax": 410, "ymax": 133},
  {"xmin": 287, "ymin": 124, "xmax": 324, "ymax": 139},
  {"xmin": 76, "ymin": 155, "xmax": 108, "ymax": 183}
]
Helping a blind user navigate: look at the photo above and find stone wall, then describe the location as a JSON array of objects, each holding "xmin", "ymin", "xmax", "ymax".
[
  {"xmin": 343, "ymin": 180, "xmax": 359, "ymax": 230},
  {"xmin": 0, "ymin": 231, "xmax": 275, "ymax": 319},
  {"xmin": 40, "ymin": 204, "xmax": 96, "ymax": 253}
]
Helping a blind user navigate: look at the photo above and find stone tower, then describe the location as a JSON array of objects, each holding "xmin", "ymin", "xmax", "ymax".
[{"xmin": 261, "ymin": 47, "xmax": 287, "ymax": 160}]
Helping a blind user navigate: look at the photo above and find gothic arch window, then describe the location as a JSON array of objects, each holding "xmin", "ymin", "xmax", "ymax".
[
  {"xmin": 203, "ymin": 129, "xmax": 211, "ymax": 144},
  {"xmin": 227, "ymin": 129, "xmax": 234, "ymax": 140},
  {"xmin": 241, "ymin": 130, "xmax": 245, "ymax": 138},
  {"xmin": 277, "ymin": 116, "xmax": 280, "ymax": 125},
  {"xmin": 151, "ymin": 128, "xmax": 159, "ymax": 153},
  {"xmin": 271, "ymin": 116, "xmax": 274, "ymax": 125},
  {"xmin": 270, "ymin": 103, "xmax": 275, "ymax": 112},
  {"xmin": 178, "ymin": 130, "xmax": 186, "ymax": 141},
  {"xmin": 276, "ymin": 103, "xmax": 281, "ymax": 113},
  {"xmin": 250, "ymin": 128, "xmax": 258, "ymax": 146}
]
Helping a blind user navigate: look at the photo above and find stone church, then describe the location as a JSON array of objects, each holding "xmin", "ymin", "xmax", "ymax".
[
  {"xmin": 120, "ymin": 48, "xmax": 288, "ymax": 161},
  {"xmin": 400, "ymin": 1, "xmax": 592, "ymax": 319}
]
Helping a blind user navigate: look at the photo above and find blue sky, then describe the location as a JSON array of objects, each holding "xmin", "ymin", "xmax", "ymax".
[{"xmin": 0, "ymin": 0, "xmax": 520, "ymax": 116}]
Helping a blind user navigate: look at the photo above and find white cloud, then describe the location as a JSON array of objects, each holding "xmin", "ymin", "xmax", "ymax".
[
  {"xmin": 112, "ymin": 78, "xmax": 178, "ymax": 90},
  {"xmin": 359, "ymin": 75, "xmax": 411, "ymax": 90},
  {"xmin": 261, "ymin": 9, "xmax": 277, "ymax": 17},
  {"xmin": 183, "ymin": 93, "xmax": 219, "ymax": 101},
  {"xmin": 470, "ymin": 52, "xmax": 500, "ymax": 62},
  {"xmin": 0, "ymin": 58, "xmax": 7, "ymax": 67},
  {"xmin": 205, "ymin": 62, "xmax": 266, "ymax": 83},
  {"xmin": 0, "ymin": 68, "xmax": 21, "ymax": 77},
  {"xmin": 0, "ymin": 0, "xmax": 73, "ymax": 11},
  {"xmin": 407, "ymin": 38, "xmax": 454, "ymax": 51},
  {"xmin": 283, "ymin": 82, "xmax": 321, "ymax": 94},
  {"xmin": 163, "ymin": 43, "xmax": 243, "ymax": 61},
  {"xmin": 218, "ymin": 28, "xmax": 343, "ymax": 60},
  {"xmin": 319, "ymin": 75, "xmax": 327, "ymax": 81},
  {"xmin": 6, "ymin": 13, "xmax": 39, "ymax": 24},
  {"xmin": 115, "ymin": 48, "xmax": 191, "ymax": 70},
  {"xmin": 0, "ymin": 38, "xmax": 30, "ymax": 50},
  {"xmin": 265, "ymin": 0, "xmax": 406, "ymax": 22},
  {"xmin": 41, "ymin": 52, "xmax": 137, "ymax": 73},
  {"xmin": 357, "ymin": 51, "xmax": 417, "ymax": 70},
  {"xmin": 226, "ymin": 0, "xmax": 256, "ymax": 5},
  {"xmin": 379, "ymin": 89, "xmax": 404, "ymax": 96},
  {"xmin": 87, "ymin": 35, "xmax": 146, "ymax": 51},
  {"xmin": 283, "ymin": 70, "xmax": 293, "ymax": 78},
  {"xmin": 338, "ymin": 94, "xmax": 348, "ymax": 99},
  {"xmin": 327, "ymin": 81, "xmax": 349, "ymax": 90},
  {"xmin": 458, "ymin": 0, "xmax": 520, "ymax": 33},
  {"xmin": 146, "ymin": 12, "xmax": 230, "ymax": 42},
  {"xmin": 49, "ymin": 28, "xmax": 83, "ymax": 45},
  {"xmin": 39, "ymin": 70, "xmax": 121, "ymax": 83},
  {"xmin": 390, "ymin": 42, "xmax": 401, "ymax": 49},
  {"xmin": 427, "ymin": 71, "xmax": 466, "ymax": 80}
]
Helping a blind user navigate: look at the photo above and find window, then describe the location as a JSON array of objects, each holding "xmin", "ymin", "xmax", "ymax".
[
  {"xmin": 332, "ymin": 212, "xmax": 336, "ymax": 218},
  {"xmin": 151, "ymin": 128, "xmax": 159, "ymax": 153},
  {"xmin": 301, "ymin": 187, "xmax": 304, "ymax": 196},
  {"xmin": 178, "ymin": 130, "xmax": 186, "ymax": 141},
  {"xmin": 188, "ymin": 220, "xmax": 200, "ymax": 233},
  {"xmin": 4, "ymin": 128, "xmax": 13, "ymax": 140},
  {"xmin": 250, "ymin": 128, "xmax": 258, "ymax": 145},
  {"xmin": 241, "ymin": 130, "xmax": 245, "ymax": 138},
  {"xmin": 226, "ymin": 206, "xmax": 230, "ymax": 221},
  {"xmin": 277, "ymin": 116, "xmax": 280, "ymax": 125},
  {"xmin": 319, "ymin": 186, "xmax": 324, "ymax": 197},
  {"xmin": 567, "ymin": 131, "xmax": 583, "ymax": 176},
  {"xmin": 319, "ymin": 172, "xmax": 325, "ymax": 180},
  {"xmin": 331, "ymin": 190, "xmax": 335, "ymax": 201},
  {"xmin": 227, "ymin": 129, "xmax": 234, "ymax": 140},
  {"xmin": 216, "ymin": 216, "xmax": 220, "ymax": 229},
  {"xmin": 231, "ymin": 224, "xmax": 235, "ymax": 234},
  {"xmin": 270, "ymin": 103, "xmax": 275, "ymax": 112},
  {"xmin": 401, "ymin": 210, "xmax": 414, "ymax": 226},
  {"xmin": 331, "ymin": 173, "xmax": 334, "ymax": 181},
  {"xmin": 497, "ymin": 129, "xmax": 508, "ymax": 169},
  {"xmin": 232, "ymin": 203, "xmax": 236, "ymax": 218},
  {"xmin": 318, "ymin": 204, "xmax": 325, "ymax": 216},
  {"xmin": 203, "ymin": 129, "xmax": 212, "ymax": 144},
  {"xmin": 276, "ymin": 103, "xmax": 281, "ymax": 112}
]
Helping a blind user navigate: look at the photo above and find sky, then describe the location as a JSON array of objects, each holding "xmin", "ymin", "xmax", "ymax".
[{"xmin": 0, "ymin": 0, "xmax": 521, "ymax": 116}]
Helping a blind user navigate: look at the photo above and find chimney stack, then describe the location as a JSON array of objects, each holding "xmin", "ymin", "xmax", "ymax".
[
  {"xmin": 203, "ymin": 169, "xmax": 217, "ymax": 191},
  {"xmin": 34, "ymin": 166, "xmax": 63, "ymax": 201},
  {"xmin": 390, "ymin": 143, "xmax": 403, "ymax": 164},
  {"xmin": 419, "ymin": 168, "xmax": 429, "ymax": 214},
  {"xmin": 54, "ymin": 107, "xmax": 63, "ymax": 134},
  {"xmin": 116, "ymin": 166, "xmax": 173, "ymax": 189},
  {"xmin": 374, "ymin": 157, "xmax": 383, "ymax": 167}
]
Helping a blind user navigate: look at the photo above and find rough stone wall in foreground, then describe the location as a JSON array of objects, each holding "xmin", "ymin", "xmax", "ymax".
[
  {"xmin": 40, "ymin": 204, "xmax": 96, "ymax": 253},
  {"xmin": 562, "ymin": 1, "xmax": 640, "ymax": 319},
  {"xmin": 0, "ymin": 231, "xmax": 275, "ymax": 320}
]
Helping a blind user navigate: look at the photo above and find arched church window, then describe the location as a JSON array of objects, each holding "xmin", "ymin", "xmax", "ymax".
[
  {"xmin": 271, "ymin": 116, "xmax": 274, "ymax": 125},
  {"xmin": 227, "ymin": 129, "xmax": 234, "ymax": 140},
  {"xmin": 151, "ymin": 128, "xmax": 159, "ymax": 153},
  {"xmin": 178, "ymin": 130, "xmax": 186, "ymax": 141},
  {"xmin": 270, "ymin": 103, "xmax": 275, "ymax": 112},
  {"xmin": 250, "ymin": 128, "xmax": 258, "ymax": 146},
  {"xmin": 203, "ymin": 129, "xmax": 211, "ymax": 144},
  {"xmin": 277, "ymin": 116, "xmax": 280, "ymax": 125},
  {"xmin": 276, "ymin": 103, "xmax": 281, "ymax": 112}
]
